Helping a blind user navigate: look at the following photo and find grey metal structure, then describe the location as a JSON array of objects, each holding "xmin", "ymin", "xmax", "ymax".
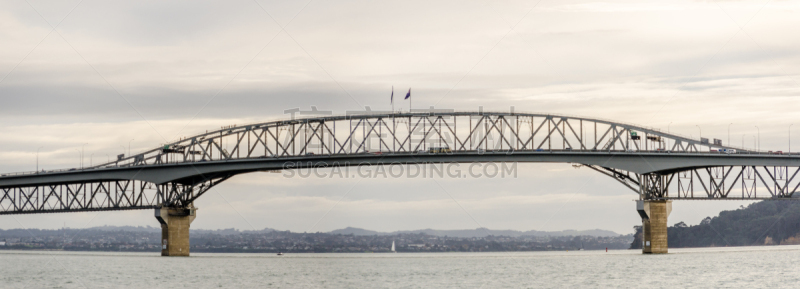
[{"xmin": 2, "ymin": 111, "xmax": 800, "ymax": 215}]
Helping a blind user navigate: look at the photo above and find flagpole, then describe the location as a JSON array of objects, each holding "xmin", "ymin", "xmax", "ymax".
[
  {"xmin": 404, "ymin": 88, "xmax": 411, "ymax": 113},
  {"xmin": 391, "ymin": 86, "xmax": 394, "ymax": 113}
]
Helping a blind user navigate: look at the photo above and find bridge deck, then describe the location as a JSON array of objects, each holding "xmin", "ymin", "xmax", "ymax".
[{"xmin": 2, "ymin": 150, "xmax": 800, "ymax": 187}]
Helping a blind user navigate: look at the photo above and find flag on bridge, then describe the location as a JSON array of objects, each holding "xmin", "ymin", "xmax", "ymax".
[
  {"xmin": 405, "ymin": 88, "xmax": 412, "ymax": 112},
  {"xmin": 390, "ymin": 86, "xmax": 395, "ymax": 112}
]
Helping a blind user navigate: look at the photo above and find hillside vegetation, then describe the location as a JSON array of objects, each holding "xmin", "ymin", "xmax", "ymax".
[{"xmin": 631, "ymin": 201, "xmax": 800, "ymax": 249}]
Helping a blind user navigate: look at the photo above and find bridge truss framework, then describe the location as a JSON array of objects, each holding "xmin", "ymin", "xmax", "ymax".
[{"xmin": 2, "ymin": 111, "xmax": 800, "ymax": 215}]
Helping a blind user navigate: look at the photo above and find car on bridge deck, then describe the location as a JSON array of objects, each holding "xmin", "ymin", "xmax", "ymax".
[{"xmin": 428, "ymin": 147, "xmax": 452, "ymax": 154}]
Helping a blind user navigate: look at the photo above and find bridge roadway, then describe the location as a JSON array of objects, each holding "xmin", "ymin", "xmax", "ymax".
[
  {"xmin": 2, "ymin": 111, "xmax": 800, "ymax": 255},
  {"xmin": 1, "ymin": 150, "xmax": 800, "ymax": 187}
]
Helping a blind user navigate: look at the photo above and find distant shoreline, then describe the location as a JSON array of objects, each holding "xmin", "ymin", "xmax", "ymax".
[{"xmin": 0, "ymin": 246, "xmax": 624, "ymax": 253}]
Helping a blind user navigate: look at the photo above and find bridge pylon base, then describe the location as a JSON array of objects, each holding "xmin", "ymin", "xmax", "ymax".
[
  {"xmin": 155, "ymin": 207, "xmax": 196, "ymax": 256},
  {"xmin": 636, "ymin": 200, "xmax": 671, "ymax": 254}
]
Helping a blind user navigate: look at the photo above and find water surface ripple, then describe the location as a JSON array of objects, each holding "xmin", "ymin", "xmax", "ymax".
[{"xmin": 3, "ymin": 246, "xmax": 800, "ymax": 288}]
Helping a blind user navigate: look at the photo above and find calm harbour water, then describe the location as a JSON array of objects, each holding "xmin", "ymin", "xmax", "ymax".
[{"xmin": 3, "ymin": 246, "xmax": 800, "ymax": 288}]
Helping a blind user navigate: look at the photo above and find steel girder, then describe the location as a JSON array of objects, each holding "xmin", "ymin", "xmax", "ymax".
[
  {"xmin": 1, "ymin": 111, "xmax": 799, "ymax": 215},
  {"xmin": 585, "ymin": 165, "xmax": 800, "ymax": 200},
  {"xmin": 77, "ymin": 112, "xmax": 748, "ymax": 170},
  {"xmin": 0, "ymin": 176, "xmax": 230, "ymax": 215}
]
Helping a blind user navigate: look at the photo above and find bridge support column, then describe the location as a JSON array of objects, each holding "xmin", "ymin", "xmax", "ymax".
[
  {"xmin": 155, "ymin": 207, "xmax": 196, "ymax": 256},
  {"xmin": 636, "ymin": 200, "xmax": 671, "ymax": 254}
]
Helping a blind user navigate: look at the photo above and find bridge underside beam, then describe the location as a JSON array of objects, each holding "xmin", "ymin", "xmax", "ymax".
[
  {"xmin": 0, "ymin": 180, "xmax": 161, "ymax": 215},
  {"xmin": 0, "ymin": 175, "xmax": 229, "ymax": 215},
  {"xmin": 2, "ymin": 164, "xmax": 800, "ymax": 216},
  {"xmin": 586, "ymin": 165, "xmax": 800, "ymax": 201}
]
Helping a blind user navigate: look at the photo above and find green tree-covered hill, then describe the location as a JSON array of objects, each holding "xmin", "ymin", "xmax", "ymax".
[{"xmin": 631, "ymin": 201, "xmax": 800, "ymax": 249}]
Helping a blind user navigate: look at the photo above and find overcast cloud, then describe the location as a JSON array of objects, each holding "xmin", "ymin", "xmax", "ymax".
[{"xmin": 2, "ymin": 0, "xmax": 799, "ymax": 234}]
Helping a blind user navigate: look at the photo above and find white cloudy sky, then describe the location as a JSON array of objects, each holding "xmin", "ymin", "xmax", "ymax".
[{"xmin": 1, "ymin": 0, "xmax": 799, "ymax": 234}]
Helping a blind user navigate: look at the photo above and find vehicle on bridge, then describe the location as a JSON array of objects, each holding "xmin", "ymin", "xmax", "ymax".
[{"xmin": 428, "ymin": 147, "xmax": 452, "ymax": 154}]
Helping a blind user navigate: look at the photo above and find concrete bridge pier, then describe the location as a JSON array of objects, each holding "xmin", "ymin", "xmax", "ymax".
[
  {"xmin": 637, "ymin": 200, "xmax": 671, "ymax": 254},
  {"xmin": 155, "ymin": 207, "xmax": 196, "ymax": 256}
]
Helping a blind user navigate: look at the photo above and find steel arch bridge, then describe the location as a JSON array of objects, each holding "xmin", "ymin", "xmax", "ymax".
[{"xmin": 2, "ymin": 111, "xmax": 800, "ymax": 215}]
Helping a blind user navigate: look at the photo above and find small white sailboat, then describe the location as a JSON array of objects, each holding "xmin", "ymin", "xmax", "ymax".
[{"xmin": 391, "ymin": 241, "xmax": 396, "ymax": 253}]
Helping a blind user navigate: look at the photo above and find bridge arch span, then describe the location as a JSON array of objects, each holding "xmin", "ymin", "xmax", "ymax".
[{"xmin": 2, "ymin": 111, "xmax": 800, "ymax": 216}]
